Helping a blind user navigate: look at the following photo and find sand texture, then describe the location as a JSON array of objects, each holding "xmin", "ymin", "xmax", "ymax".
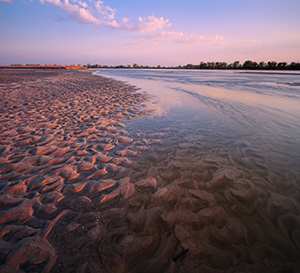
[
  {"xmin": 1, "ymin": 69, "xmax": 300, "ymax": 273},
  {"xmin": 0, "ymin": 69, "xmax": 153, "ymax": 272}
]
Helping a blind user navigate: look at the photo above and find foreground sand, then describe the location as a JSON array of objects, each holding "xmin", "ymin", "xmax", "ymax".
[
  {"xmin": 1, "ymin": 69, "xmax": 300, "ymax": 273},
  {"xmin": 0, "ymin": 69, "xmax": 158, "ymax": 272}
]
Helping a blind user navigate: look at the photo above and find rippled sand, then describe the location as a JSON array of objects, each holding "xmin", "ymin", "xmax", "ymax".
[
  {"xmin": 0, "ymin": 69, "xmax": 300, "ymax": 273},
  {"xmin": 0, "ymin": 69, "xmax": 155, "ymax": 272}
]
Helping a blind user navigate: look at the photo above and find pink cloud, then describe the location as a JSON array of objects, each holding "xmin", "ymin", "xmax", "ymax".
[
  {"xmin": 39, "ymin": 0, "xmax": 171, "ymax": 33},
  {"xmin": 122, "ymin": 17, "xmax": 130, "ymax": 24},
  {"xmin": 78, "ymin": 1, "xmax": 88, "ymax": 9},
  {"xmin": 40, "ymin": 0, "xmax": 111, "ymax": 25},
  {"xmin": 137, "ymin": 16, "xmax": 171, "ymax": 32},
  {"xmin": 70, "ymin": 6, "xmax": 101, "ymax": 25},
  {"xmin": 124, "ymin": 16, "xmax": 171, "ymax": 32},
  {"xmin": 103, "ymin": 20, "xmax": 121, "ymax": 29},
  {"xmin": 175, "ymin": 34, "xmax": 225, "ymax": 46},
  {"xmin": 246, "ymin": 39, "xmax": 261, "ymax": 45},
  {"xmin": 207, "ymin": 34, "xmax": 224, "ymax": 43},
  {"xmin": 207, "ymin": 34, "xmax": 226, "ymax": 46},
  {"xmin": 176, "ymin": 34, "xmax": 205, "ymax": 44},
  {"xmin": 0, "ymin": 0, "xmax": 12, "ymax": 3},
  {"xmin": 141, "ymin": 31, "xmax": 184, "ymax": 40},
  {"xmin": 95, "ymin": 0, "xmax": 116, "ymax": 20}
]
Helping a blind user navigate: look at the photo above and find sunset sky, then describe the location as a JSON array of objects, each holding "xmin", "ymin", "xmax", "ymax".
[{"xmin": 0, "ymin": 0, "xmax": 300, "ymax": 66}]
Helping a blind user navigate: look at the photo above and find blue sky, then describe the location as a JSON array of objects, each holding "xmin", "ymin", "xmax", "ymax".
[{"xmin": 0, "ymin": 0, "xmax": 300, "ymax": 66}]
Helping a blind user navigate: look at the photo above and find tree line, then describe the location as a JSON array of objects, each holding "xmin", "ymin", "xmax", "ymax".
[{"xmin": 86, "ymin": 61, "xmax": 300, "ymax": 70}]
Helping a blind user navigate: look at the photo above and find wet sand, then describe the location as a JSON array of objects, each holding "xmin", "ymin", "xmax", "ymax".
[
  {"xmin": 0, "ymin": 69, "xmax": 155, "ymax": 272},
  {"xmin": 1, "ymin": 69, "xmax": 300, "ymax": 273}
]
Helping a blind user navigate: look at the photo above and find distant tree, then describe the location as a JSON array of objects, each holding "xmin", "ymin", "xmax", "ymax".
[
  {"xmin": 267, "ymin": 61, "xmax": 277, "ymax": 69},
  {"xmin": 243, "ymin": 60, "xmax": 258, "ymax": 69},
  {"xmin": 215, "ymin": 62, "xmax": 227, "ymax": 69},
  {"xmin": 233, "ymin": 61, "xmax": 240, "ymax": 69},
  {"xmin": 133, "ymin": 63, "xmax": 139, "ymax": 68},
  {"xmin": 289, "ymin": 62, "xmax": 300, "ymax": 70},
  {"xmin": 186, "ymin": 64, "xmax": 194, "ymax": 69},
  {"xmin": 258, "ymin": 61, "xmax": 266, "ymax": 69},
  {"xmin": 199, "ymin": 62, "xmax": 207, "ymax": 69},
  {"xmin": 277, "ymin": 62, "xmax": 287, "ymax": 70},
  {"xmin": 206, "ymin": 62, "xmax": 215, "ymax": 69}
]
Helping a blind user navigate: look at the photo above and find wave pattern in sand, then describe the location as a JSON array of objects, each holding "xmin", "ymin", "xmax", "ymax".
[{"xmin": 0, "ymin": 70, "xmax": 157, "ymax": 272}]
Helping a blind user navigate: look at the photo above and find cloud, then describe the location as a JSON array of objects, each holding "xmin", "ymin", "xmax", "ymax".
[
  {"xmin": 95, "ymin": 0, "xmax": 116, "ymax": 20},
  {"xmin": 207, "ymin": 34, "xmax": 226, "ymax": 46},
  {"xmin": 135, "ymin": 16, "xmax": 171, "ymax": 32},
  {"xmin": 40, "ymin": 0, "xmax": 101, "ymax": 25},
  {"xmin": 127, "ymin": 30, "xmax": 183, "ymax": 45},
  {"xmin": 121, "ymin": 15, "xmax": 171, "ymax": 32},
  {"xmin": 126, "ymin": 31, "xmax": 226, "ymax": 49},
  {"xmin": 207, "ymin": 34, "xmax": 224, "ymax": 43},
  {"xmin": 124, "ymin": 30, "xmax": 184, "ymax": 46},
  {"xmin": 122, "ymin": 17, "xmax": 130, "ymax": 24},
  {"xmin": 70, "ymin": 6, "xmax": 101, "ymax": 25},
  {"xmin": 246, "ymin": 39, "xmax": 261, "ymax": 45},
  {"xmin": 142, "ymin": 31, "xmax": 184, "ymax": 40},
  {"xmin": 103, "ymin": 20, "xmax": 121, "ymax": 29},
  {"xmin": 0, "ymin": 0, "xmax": 12, "ymax": 3},
  {"xmin": 39, "ymin": 0, "xmax": 171, "ymax": 33},
  {"xmin": 176, "ymin": 34, "xmax": 205, "ymax": 44},
  {"xmin": 176, "ymin": 34, "xmax": 225, "ymax": 45},
  {"xmin": 73, "ymin": 0, "xmax": 88, "ymax": 9}
]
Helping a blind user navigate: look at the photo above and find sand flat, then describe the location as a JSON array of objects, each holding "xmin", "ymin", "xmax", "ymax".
[{"xmin": 0, "ymin": 69, "xmax": 155, "ymax": 272}]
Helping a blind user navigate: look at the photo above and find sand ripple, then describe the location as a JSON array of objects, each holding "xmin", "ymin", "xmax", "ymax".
[
  {"xmin": 47, "ymin": 121, "xmax": 300, "ymax": 273},
  {"xmin": 0, "ymin": 70, "xmax": 156, "ymax": 272}
]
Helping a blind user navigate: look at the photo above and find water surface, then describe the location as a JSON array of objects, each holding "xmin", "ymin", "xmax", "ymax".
[
  {"xmin": 96, "ymin": 69, "xmax": 300, "ymax": 169},
  {"xmin": 94, "ymin": 69, "xmax": 300, "ymax": 272}
]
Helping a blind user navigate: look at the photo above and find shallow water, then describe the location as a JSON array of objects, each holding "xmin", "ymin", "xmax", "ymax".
[
  {"xmin": 94, "ymin": 69, "xmax": 300, "ymax": 272},
  {"xmin": 96, "ymin": 69, "xmax": 300, "ymax": 176}
]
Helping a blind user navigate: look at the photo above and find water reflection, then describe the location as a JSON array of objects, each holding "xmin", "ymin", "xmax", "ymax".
[
  {"xmin": 96, "ymin": 69, "xmax": 300, "ymax": 157},
  {"xmin": 96, "ymin": 69, "xmax": 300, "ymax": 115},
  {"xmin": 93, "ymin": 69, "xmax": 300, "ymax": 273}
]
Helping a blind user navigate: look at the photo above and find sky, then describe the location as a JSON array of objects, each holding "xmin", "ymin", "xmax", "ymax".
[{"xmin": 0, "ymin": 0, "xmax": 300, "ymax": 66}]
